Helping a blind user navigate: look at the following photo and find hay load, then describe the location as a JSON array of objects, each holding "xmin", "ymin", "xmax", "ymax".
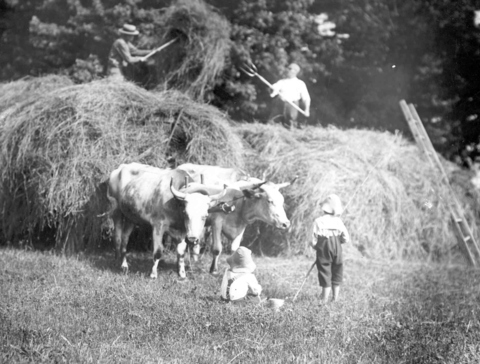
[
  {"xmin": 155, "ymin": 0, "xmax": 231, "ymax": 100},
  {"xmin": 0, "ymin": 75, "xmax": 73, "ymax": 115},
  {"xmin": 0, "ymin": 78, "xmax": 243, "ymax": 253},
  {"xmin": 234, "ymin": 123, "xmax": 480, "ymax": 262}
]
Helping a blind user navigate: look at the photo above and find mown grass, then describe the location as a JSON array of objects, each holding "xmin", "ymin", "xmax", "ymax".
[{"xmin": 1, "ymin": 248, "xmax": 479, "ymax": 363}]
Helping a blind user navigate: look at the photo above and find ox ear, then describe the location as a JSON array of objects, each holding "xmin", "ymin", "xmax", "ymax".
[
  {"xmin": 275, "ymin": 175, "xmax": 298, "ymax": 190},
  {"xmin": 170, "ymin": 178, "xmax": 186, "ymax": 201},
  {"xmin": 242, "ymin": 189, "xmax": 262, "ymax": 199}
]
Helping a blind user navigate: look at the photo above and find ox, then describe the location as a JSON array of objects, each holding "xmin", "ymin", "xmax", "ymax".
[
  {"xmin": 107, "ymin": 163, "xmax": 226, "ymax": 279},
  {"xmin": 176, "ymin": 163, "xmax": 295, "ymax": 274}
]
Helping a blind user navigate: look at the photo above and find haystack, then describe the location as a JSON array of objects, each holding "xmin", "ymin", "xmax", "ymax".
[
  {"xmin": 0, "ymin": 75, "xmax": 73, "ymax": 115},
  {"xmin": 234, "ymin": 123, "xmax": 480, "ymax": 262},
  {"xmin": 155, "ymin": 0, "xmax": 231, "ymax": 100},
  {"xmin": 0, "ymin": 78, "xmax": 243, "ymax": 253}
]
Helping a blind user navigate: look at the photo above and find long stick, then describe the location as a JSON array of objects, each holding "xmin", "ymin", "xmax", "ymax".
[
  {"xmin": 143, "ymin": 38, "xmax": 178, "ymax": 60},
  {"xmin": 292, "ymin": 261, "xmax": 316, "ymax": 302},
  {"xmin": 241, "ymin": 66, "xmax": 308, "ymax": 117},
  {"xmin": 292, "ymin": 159, "xmax": 382, "ymax": 302},
  {"xmin": 259, "ymin": 76, "xmax": 309, "ymax": 117}
]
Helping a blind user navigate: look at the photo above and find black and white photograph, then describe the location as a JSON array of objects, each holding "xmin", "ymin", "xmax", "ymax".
[{"xmin": 1, "ymin": 0, "xmax": 480, "ymax": 363}]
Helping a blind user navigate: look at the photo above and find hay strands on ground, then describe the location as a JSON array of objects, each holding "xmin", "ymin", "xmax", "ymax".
[{"xmin": 240, "ymin": 61, "xmax": 308, "ymax": 117}]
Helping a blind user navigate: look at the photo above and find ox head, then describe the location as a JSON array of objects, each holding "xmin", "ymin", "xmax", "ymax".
[
  {"xmin": 170, "ymin": 179, "xmax": 227, "ymax": 244},
  {"xmin": 241, "ymin": 176, "xmax": 297, "ymax": 230}
]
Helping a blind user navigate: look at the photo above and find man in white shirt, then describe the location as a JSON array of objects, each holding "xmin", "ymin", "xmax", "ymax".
[{"xmin": 270, "ymin": 63, "xmax": 311, "ymax": 129}]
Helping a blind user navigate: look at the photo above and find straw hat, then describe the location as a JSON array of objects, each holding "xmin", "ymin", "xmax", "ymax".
[
  {"xmin": 321, "ymin": 194, "xmax": 343, "ymax": 216},
  {"xmin": 226, "ymin": 247, "xmax": 256, "ymax": 273},
  {"xmin": 119, "ymin": 24, "xmax": 139, "ymax": 36}
]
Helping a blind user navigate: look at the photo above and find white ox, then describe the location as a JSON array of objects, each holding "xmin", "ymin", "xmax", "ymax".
[
  {"xmin": 107, "ymin": 163, "xmax": 226, "ymax": 279},
  {"xmin": 176, "ymin": 163, "xmax": 295, "ymax": 274}
]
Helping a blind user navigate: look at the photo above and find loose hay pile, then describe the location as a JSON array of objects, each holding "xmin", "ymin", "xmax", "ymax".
[
  {"xmin": 1, "ymin": 76, "xmax": 479, "ymax": 264},
  {"xmin": 0, "ymin": 78, "xmax": 243, "ymax": 253},
  {"xmin": 156, "ymin": 0, "xmax": 231, "ymax": 100},
  {"xmin": 234, "ymin": 123, "xmax": 480, "ymax": 262},
  {"xmin": 0, "ymin": 75, "xmax": 73, "ymax": 115}
]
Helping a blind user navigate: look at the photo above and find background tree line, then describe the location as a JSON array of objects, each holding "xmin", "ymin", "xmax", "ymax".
[{"xmin": 2, "ymin": 0, "xmax": 480, "ymax": 162}]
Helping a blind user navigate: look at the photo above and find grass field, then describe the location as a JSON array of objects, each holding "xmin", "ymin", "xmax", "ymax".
[{"xmin": 1, "ymin": 247, "xmax": 479, "ymax": 363}]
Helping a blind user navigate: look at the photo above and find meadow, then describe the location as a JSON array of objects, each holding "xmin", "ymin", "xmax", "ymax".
[{"xmin": 1, "ymin": 247, "xmax": 479, "ymax": 363}]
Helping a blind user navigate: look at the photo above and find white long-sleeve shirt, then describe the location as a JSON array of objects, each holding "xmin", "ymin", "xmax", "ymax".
[
  {"xmin": 270, "ymin": 77, "xmax": 311, "ymax": 104},
  {"xmin": 220, "ymin": 269, "xmax": 262, "ymax": 301},
  {"xmin": 312, "ymin": 214, "xmax": 350, "ymax": 248}
]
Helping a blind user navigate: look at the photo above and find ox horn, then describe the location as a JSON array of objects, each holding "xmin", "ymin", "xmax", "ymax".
[
  {"xmin": 170, "ymin": 178, "xmax": 187, "ymax": 200},
  {"xmin": 275, "ymin": 175, "xmax": 299, "ymax": 190},
  {"xmin": 208, "ymin": 185, "xmax": 228, "ymax": 202},
  {"xmin": 252, "ymin": 181, "xmax": 267, "ymax": 190}
]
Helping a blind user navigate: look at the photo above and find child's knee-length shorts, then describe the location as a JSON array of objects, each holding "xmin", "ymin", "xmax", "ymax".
[{"xmin": 315, "ymin": 235, "xmax": 343, "ymax": 287}]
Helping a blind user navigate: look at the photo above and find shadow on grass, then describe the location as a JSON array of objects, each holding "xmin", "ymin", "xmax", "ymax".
[
  {"xmin": 365, "ymin": 265, "xmax": 480, "ymax": 363},
  {"xmin": 85, "ymin": 251, "xmax": 178, "ymax": 277}
]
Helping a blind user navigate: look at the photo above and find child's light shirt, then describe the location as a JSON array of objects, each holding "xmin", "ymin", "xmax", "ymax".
[
  {"xmin": 270, "ymin": 78, "xmax": 311, "ymax": 103},
  {"xmin": 312, "ymin": 214, "xmax": 350, "ymax": 248},
  {"xmin": 220, "ymin": 269, "xmax": 262, "ymax": 301}
]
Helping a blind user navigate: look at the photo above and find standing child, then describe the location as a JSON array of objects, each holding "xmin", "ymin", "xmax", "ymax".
[
  {"xmin": 221, "ymin": 247, "xmax": 262, "ymax": 303},
  {"xmin": 312, "ymin": 194, "xmax": 350, "ymax": 303}
]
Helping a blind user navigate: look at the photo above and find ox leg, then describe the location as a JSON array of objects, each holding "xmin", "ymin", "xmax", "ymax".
[
  {"xmin": 112, "ymin": 211, "xmax": 132, "ymax": 273},
  {"xmin": 120, "ymin": 218, "xmax": 134, "ymax": 273},
  {"xmin": 150, "ymin": 224, "xmax": 166, "ymax": 279},
  {"xmin": 112, "ymin": 212, "xmax": 123, "ymax": 261},
  {"xmin": 192, "ymin": 243, "xmax": 201, "ymax": 262},
  {"xmin": 209, "ymin": 222, "xmax": 223, "ymax": 275},
  {"xmin": 177, "ymin": 240, "xmax": 188, "ymax": 279}
]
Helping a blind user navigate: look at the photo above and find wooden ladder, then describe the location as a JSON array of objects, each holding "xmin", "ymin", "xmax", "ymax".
[{"xmin": 400, "ymin": 100, "xmax": 480, "ymax": 266}]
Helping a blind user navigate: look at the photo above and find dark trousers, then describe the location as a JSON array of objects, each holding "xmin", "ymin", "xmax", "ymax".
[
  {"xmin": 315, "ymin": 235, "xmax": 344, "ymax": 288},
  {"xmin": 270, "ymin": 99, "xmax": 301, "ymax": 129},
  {"xmin": 283, "ymin": 101, "xmax": 299, "ymax": 129}
]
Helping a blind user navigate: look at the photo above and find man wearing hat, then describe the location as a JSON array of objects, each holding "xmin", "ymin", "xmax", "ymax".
[
  {"xmin": 220, "ymin": 247, "xmax": 262, "ymax": 303},
  {"xmin": 311, "ymin": 194, "xmax": 350, "ymax": 303},
  {"xmin": 107, "ymin": 24, "xmax": 152, "ymax": 81},
  {"xmin": 270, "ymin": 63, "xmax": 311, "ymax": 129}
]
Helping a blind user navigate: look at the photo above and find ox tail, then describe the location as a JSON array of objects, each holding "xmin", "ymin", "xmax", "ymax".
[{"xmin": 97, "ymin": 179, "xmax": 117, "ymax": 218}]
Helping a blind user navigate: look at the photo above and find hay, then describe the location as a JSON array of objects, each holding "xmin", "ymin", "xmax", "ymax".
[
  {"xmin": 0, "ymin": 78, "xmax": 243, "ymax": 252},
  {"xmin": 156, "ymin": 0, "xmax": 231, "ymax": 100},
  {"xmin": 0, "ymin": 75, "xmax": 73, "ymax": 115},
  {"xmin": 234, "ymin": 123, "xmax": 480, "ymax": 262}
]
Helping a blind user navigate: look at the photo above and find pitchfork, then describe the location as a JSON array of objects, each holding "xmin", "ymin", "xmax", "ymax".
[
  {"xmin": 142, "ymin": 37, "xmax": 178, "ymax": 61},
  {"xmin": 239, "ymin": 62, "xmax": 309, "ymax": 117}
]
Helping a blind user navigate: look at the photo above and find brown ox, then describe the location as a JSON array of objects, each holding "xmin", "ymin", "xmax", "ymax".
[
  {"xmin": 107, "ymin": 163, "xmax": 226, "ymax": 278},
  {"xmin": 176, "ymin": 164, "xmax": 294, "ymax": 274}
]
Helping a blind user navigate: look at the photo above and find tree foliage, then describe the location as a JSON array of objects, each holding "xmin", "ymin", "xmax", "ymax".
[{"xmin": 1, "ymin": 0, "xmax": 480, "ymax": 159}]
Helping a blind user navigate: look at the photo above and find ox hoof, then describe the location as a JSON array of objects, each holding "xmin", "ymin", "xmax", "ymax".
[
  {"xmin": 210, "ymin": 270, "xmax": 219, "ymax": 276},
  {"xmin": 150, "ymin": 273, "xmax": 158, "ymax": 280}
]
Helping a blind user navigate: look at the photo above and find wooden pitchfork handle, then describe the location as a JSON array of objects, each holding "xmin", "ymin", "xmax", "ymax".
[
  {"xmin": 292, "ymin": 260, "xmax": 316, "ymax": 302},
  {"xmin": 240, "ymin": 62, "xmax": 309, "ymax": 117},
  {"xmin": 143, "ymin": 38, "xmax": 178, "ymax": 61}
]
